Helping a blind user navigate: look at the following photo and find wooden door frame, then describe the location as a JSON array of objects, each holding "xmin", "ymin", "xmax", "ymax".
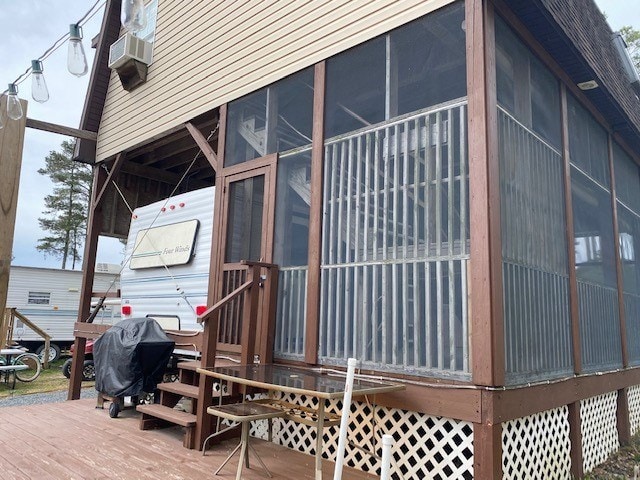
[
  {"xmin": 213, "ymin": 153, "xmax": 278, "ymax": 354},
  {"xmin": 216, "ymin": 153, "xmax": 278, "ymax": 272}
]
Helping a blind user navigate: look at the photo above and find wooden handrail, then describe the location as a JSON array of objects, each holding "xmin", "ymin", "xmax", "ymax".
[
  {"xmin": 197, "ymin": 280, "xmax": 253, "ymax": 324},
  {"xmin": 12, "ymin": 309, "xmax": 52, "ymax": 368},
  {"xmin": 240, "ymin": 260, "xmax": 279, "ymax": 269}
]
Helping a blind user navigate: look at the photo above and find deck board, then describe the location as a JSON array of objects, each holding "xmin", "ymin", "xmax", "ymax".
[{"xmin": 0, "ymin": 399, "xmax": 377, "ymax": 479}]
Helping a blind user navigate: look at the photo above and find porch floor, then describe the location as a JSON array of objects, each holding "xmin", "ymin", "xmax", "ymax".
[{"xmin": 0, "ymin": 398, "xmax": 377, "ymax": 479}]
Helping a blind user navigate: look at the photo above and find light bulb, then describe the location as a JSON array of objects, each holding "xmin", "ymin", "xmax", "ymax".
[
  {"xmin": 6, "ymin": 83, "xmax": 23, "ymax": 121},
  {"xmin": 31, "ymin": 60, "xmax": 49, "ymax": 103},
  {"xmin": 121, "ymin": 0, "xmax": 146, "ymax": 33},
  {"xmin": 67, "ymin": 24, "xmax": 88, "ymax": 77}
]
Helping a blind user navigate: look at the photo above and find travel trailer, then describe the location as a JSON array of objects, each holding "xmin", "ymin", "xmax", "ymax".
[
  {"xmin": 119, "ymin": 186, "xmax": 215, "ymax": 332},
  {"xmin": 7, "ymin": 264, "xmax": 120, "ymax": 360}
]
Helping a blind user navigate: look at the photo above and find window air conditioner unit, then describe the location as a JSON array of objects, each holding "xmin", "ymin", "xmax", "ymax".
[{"xmin": 108, "ymin": 33, "xmax": 152, "ymax": 70}]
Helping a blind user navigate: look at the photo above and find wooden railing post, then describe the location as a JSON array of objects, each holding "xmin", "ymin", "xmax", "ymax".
[
  {"xmin": 259, "ymin": 265, "xmax": 279, "ymax": 364},
  {"xmin": 240, "ymin": 264, "xmax": 261, "ymax": 365}
]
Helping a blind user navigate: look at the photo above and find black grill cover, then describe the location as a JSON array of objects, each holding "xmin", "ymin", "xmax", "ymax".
[{"xmin": 94, "ymin": 317, "xmax": 175, "ymax": 397}]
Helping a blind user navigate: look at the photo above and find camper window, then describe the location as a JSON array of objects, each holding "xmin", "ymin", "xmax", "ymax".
[{"xmin": 27, "ymin": 292, "xmax": 51, "ymax": 305}]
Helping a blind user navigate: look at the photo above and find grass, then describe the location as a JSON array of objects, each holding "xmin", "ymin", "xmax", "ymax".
[{"xmin": 0, "ymin": 358, "xmax": 94, "ymax": 399}]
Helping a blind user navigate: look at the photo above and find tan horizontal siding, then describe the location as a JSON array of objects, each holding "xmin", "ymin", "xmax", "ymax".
[{"xmin": 96, "ymin": 0, "xmax": 456, "ymax": 161}]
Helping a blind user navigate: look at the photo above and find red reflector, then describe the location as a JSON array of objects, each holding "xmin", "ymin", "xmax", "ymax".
[
  {"xmin": 179, "ymin": 202, "xmax": 185, "ymax": 208},
  {"xmin": 161, "ymin": 207, "xmax": 166, "ymax": 212},
  {"xmin": 196, "ymin": 305, "xmax": 207, "ymax": 316},
  {"xmin": 122, "ymin": 305, "xmax": 132, "ymax": 315},
  {"xmin": 169, "ymin": 204, "xmax": 176, "ymax": 210}
]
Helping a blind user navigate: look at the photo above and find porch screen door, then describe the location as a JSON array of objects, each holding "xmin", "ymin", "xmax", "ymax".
[{"xmin": 216, "ymin": 155, "xmax": 276, "ymax": 355}]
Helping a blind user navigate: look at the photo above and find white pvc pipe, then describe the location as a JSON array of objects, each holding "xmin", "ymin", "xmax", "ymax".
[
  {"xmin": 380, "ymin": 434, "xmax": 394, "ymax": 480},
  {"xmin": 333, "ymin": 357, "xmax": 358, "ymax": 480}
]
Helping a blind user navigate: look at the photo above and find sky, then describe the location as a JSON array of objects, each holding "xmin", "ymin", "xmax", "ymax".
[{"xmin": 0, "ymin": 0, "xmax": 638, "ymax": 271}]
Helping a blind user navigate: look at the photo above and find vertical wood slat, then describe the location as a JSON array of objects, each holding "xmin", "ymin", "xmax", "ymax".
[
  {"xmin": 413, "ymin": 119, "xmax": 421, "ymax": 366},
  {"xmin": 304, "ymin": 62, "xmax": 325, "ymax": 365},
  {"xmin": 318, "ymin": 101, "xmax": 469, "ymax": 373},
  {"xmin": 466, "ymin": 0, "xmax": 505, "ymax": 386},
  {"xmin": 448, "ymin": 110, "xmax": 456, "ymax": 370}
]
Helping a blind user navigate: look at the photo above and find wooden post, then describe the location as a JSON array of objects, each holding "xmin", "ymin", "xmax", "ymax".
[
  {"xmin": 568, "ymin": 401, "xmax": 584, "ymax": 479},
  {"xmin": 68, "ymin": 164, "xmax": 105, "ymax": 400},
  {"xmin": 560, "ymin": 85, "xmax": 582, "ymax": 374},
  {"xmin": 240, "ymin": 264, "xmax": 260, "ymax": 365},
  {"xmin": 196, "ymin": 106, "xmax": 226, "ymax": 450},
  {"xmin": 608, "ymin": 135, "xmax": 628, "ymax": 367},
  {"xmin": 466, "ymin": 0, "xmax": 504, "ymax": 386},
  {"xmin": 0, "ymin": 95, "xmax": 28, "ymax": 327},
  {"xmin": 617, "ymin": 388, "xmax": 631, "ymax": 446},
  {"xmin": 473, "ymin": 422, "xmax": 502, "ymax": 479},
  {"xmin": 305, "ymin": 62, "xmax": 326, "ymax": 365}
]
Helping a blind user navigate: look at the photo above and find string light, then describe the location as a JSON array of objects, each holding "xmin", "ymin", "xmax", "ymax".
[
  {"xmin": 31, "ymin": 60, "xmax": 50, "ymax": 103},
  {"xmin": 67, "ymin": 24, "xmax": 88, "ymax": 77},
  {"xmin": 6, "ymin": 84, "xmax": 24, "ymax": 120},
  {"xmin": 1, "ymin": 0, "xmax": 105, "ymax": 121}
]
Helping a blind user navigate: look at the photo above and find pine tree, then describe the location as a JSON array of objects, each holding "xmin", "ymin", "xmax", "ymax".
[
  {"xmin": 37, "ymin": 140, "xmax": 93, "ymax": 269},
  {"xmin": 620, "ymin": 26, "xmax": 640, "ymax": 72}
]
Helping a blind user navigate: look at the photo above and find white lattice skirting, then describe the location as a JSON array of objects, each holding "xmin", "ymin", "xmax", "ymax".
[
  {"xmin": 581, "ymin": 391, "xmax": 619, "ymax": 474},
  {"xmin": 250, "ymin": 394, "xmax": 473, "ymax": 479},
  {"xmin": 628, "ymin": 385, "xmax": 640, "ymax": 436},
  {"xmin": 502, "ymin": 406, "xmax": 572, "ymax": 479}
]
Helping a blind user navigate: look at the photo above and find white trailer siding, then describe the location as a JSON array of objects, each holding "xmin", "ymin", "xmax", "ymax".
[
  {"xmin": 7, "ymin": 266, "xmax": 120, "ymax": 344},
  {"xmin": 96, "ymin": 0, "xmax": 455, "ymax": 162},
  {"xmin": 120, "ymin": 186, "xmax": 215, "ymax": 331}
]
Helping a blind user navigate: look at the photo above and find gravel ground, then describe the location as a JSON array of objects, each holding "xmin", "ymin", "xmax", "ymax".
[{"xmin": 0, "ymin": 388, "xmax": 97, "ymax": 408}]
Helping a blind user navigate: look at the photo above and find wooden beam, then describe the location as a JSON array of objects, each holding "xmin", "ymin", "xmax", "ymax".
[
  {"xmin": 0, "ymin": 95, "xmax": 27, "ymax": 320},
  {"xmin": 185, "ymin": 122, "xmax": 218, "ymax": 172},
  {"xmin": 466, "ymin": 0, "xmax": 504, "ymax": 386},
  {"xmin": 119, "ymin": 161, "xmax": 209, "ymax": 189},
  {"xmin": 93, "ymin": 153, "xmax": 125, "ymax": 209},
  {"xmin": 26, "ymin": 117, "xmax": 97, "ymax": 141},
  {"xmin": 305, "ymin": 62, "xmax": 326, "ymax": 365}
]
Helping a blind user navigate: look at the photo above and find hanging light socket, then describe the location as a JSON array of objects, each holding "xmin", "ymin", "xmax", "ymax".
[
  {"xmin": 31, "ymin": 60, "xmax": 50, "ymax": 103},
  {"xmin": 6, "ymin": 83, "xmax": 24, "ymax": 121}
]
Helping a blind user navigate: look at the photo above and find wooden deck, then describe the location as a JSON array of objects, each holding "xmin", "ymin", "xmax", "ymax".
[{"xmin": 0, "ymin": 398, "xmax": 377, "ymax": 479}]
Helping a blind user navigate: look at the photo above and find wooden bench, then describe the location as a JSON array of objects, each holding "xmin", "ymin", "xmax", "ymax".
[{"xmin": 0, "ymin": 364, "xmax": 29, "ymax": 389}]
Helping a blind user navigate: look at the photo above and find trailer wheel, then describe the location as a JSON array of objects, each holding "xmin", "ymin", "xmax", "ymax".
[
  {"xmin": 82, "ymin": 360, "xmax": 96, "ymax": 381},
  {"xmin": 36, "ymin": 344, "xmax": 61, "ymax": 363},
  {"xmin": 62, "ymin": 358, "xmax": 72, "ymax": 378},
  {"xmin": 109, "ymin": 401, "xmax": 120, "ymax": 418}
]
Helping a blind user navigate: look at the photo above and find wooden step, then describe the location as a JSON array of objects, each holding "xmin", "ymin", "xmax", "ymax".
[
  {"xmin": 137, "ymin": 404, "xmax": 197, "ymax": 449},
  {"xmin": 137, "ymin": 404, "xmax": 196, "ymax": 427},
  {"xmin": 157, "ymin": 382, "xmax": 199, "ymax": 398}
]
